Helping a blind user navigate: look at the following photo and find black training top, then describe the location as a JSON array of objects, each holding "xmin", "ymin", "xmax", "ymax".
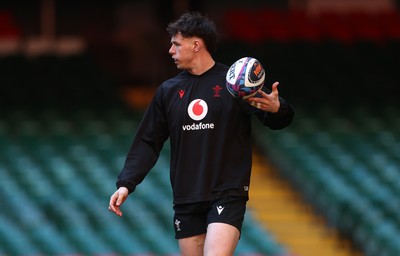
[{"xmin": 117, "ymin": 63, "xmax": 294, "ymax": 204}]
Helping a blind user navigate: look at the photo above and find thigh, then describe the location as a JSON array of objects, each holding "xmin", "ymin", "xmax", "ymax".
[
  {"xmin": 174, "ymin": 202, "xmax": 209, "ymax": 256},
  {"xmin": 178, "ymin": 233, "xmax": 206, "ymax": 256},
  {"xmin": 204, "ymin": 223, "xmax": 240, "ymax": 256},
  {"xmin": 203, "ymin": 197, "xmax": 247, "ymax": 256},
  {"xmin": 207, "ymin": 196, "xmax": 247, "ymax": 233},
  {"xmin": 173, "ymin": 201, "xmax": 209, "ymax": 239}
]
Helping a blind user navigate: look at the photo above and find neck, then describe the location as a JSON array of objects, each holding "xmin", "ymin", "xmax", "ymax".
[{"xmin": 187, "ymin": 53, "xmax": 215, "ymax": 76}]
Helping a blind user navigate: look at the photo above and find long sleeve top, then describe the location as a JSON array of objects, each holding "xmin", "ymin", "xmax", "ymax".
[{"xmin": 117, "ymin": 63, "xmax": 294, "ymax": 204}]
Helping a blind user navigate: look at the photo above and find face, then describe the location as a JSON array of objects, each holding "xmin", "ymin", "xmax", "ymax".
[{"xmin": 169, "ymin": 33, "xmax": 197, "ymax": 70}]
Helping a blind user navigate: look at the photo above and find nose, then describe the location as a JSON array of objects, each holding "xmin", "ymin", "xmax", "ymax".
[{"xmin": 169, "ymin": 45, "xmax": 175, "ymax": 55}]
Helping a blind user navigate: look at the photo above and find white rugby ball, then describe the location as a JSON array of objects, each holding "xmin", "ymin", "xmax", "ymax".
[{"xmin": 226, "ymin": 57, "xmax": 265, "ymax": 99}]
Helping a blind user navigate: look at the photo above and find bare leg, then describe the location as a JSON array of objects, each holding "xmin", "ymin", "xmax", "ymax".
[
  {"xmin": 204, "ymin": 223, "xmax": 240, "ymax": 256},
  {"xmin": 178, "ymin": 234, "xmax": 206, "ymax": 256}
]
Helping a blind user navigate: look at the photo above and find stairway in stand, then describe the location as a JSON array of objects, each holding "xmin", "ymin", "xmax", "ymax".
[{"xmin": 248, "ymin": 150, "xmax": 363, "ymax": 256}]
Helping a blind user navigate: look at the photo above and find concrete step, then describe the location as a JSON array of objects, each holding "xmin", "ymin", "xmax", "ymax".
[{"xmin": 248, "ymin": 150, "xmax": 363, "ymax": 256}]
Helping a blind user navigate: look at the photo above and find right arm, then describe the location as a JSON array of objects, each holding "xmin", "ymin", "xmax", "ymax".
[{"xmin": 109, "ymin": 88, "xmax": 169, "ymax": 216}]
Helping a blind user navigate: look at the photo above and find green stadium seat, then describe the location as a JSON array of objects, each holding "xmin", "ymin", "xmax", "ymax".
[
  {"xmin": 239, "ymin": 211, "xmax": 287, "ymax": 255},
  {"xmin": 0, "ymin": 216, "xmax": 40, "ymax": 255},
  {"xmin": 0, "ymin": 107, "xmax": 291, "ymax": 255},
  {"xmin": 254, "ymin": 104, "xmax": 400, "ymax": 255}
]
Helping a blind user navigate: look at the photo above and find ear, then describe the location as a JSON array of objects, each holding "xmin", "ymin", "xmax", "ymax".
[{"xmin": 193, "ymin": 39, "xmax": 201, "ymax": 53}]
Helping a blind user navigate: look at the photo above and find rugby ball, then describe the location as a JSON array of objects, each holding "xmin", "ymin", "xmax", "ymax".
[{"xmin": 226, "ymin": 57, "xmax": 265, "ymax": 99}]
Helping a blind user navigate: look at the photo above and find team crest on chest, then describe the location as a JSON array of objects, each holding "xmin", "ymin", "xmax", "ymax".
[{"xmin": 213, "ymin": 85, "xmax": 222, "ymax": 97}]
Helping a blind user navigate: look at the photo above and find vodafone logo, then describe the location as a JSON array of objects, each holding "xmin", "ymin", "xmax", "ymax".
[
  {"xmin": 188, "ymin": 99, "xmax": 208, "ymax": 121},
  {"xmin": 183, "ymin": 99, "xmax": 214, "ymax": 131}
]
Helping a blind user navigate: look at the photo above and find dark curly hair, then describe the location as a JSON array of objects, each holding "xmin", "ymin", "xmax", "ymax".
[{"xmin": 166, "ymin": 11, "xmax": 218, "ymax": 54}]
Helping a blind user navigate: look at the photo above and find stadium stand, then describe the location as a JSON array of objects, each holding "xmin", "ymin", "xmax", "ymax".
[
  {"xmin": 253, "ymin": 104, "xmax": 400, "ymax": 256},
  {"xmin": 1, "ymin": 3, "xmax": 400, "ymax": 255},
  {"xmin": 0, "ymin": 106, "xmax": 288, "ymax": 255},
  {"xmin": 217, "ymin": 8, "xmax": 400, "ymax": 256}
]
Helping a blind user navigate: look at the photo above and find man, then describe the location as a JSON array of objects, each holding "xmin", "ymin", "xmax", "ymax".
[{"xmin": 109, "ymin": 11, "xmax": 294, "ymax": 256}]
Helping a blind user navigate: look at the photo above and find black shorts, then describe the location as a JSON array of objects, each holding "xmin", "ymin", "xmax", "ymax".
[{"xmin": 173, "ymin": 197, "xmax": 247, "ymax": 239}]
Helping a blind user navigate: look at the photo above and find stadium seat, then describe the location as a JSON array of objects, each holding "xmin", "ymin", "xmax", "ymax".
[
  {"xmin": 254, "ymin": 104, "xmax": 400, "ymax": 255},
  {"xmin": 0, "ymin": 107, "xmax": 288, "ymax": 255}
]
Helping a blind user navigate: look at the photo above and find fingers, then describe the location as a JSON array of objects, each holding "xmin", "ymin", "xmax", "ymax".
[
  {"xmin": 109, "ymin": 191, "xmax": 123, "ymax": 216},
  {"xmin": 249, "ymin": 100, "xmax": 274, "ymax": 112},
  {"xmin": 247, "ymin": 81, "xmax": 280, "ymax": 112},
  {"xmin": 250, "ymin": 81, "xmax": 279, "ymax": 100},
  {"xmin": 249, "ymin": 101, "xmax": 263, "ymax": 110},
  {"xmin": 271, "ymin": 81, "xmax": 279, "ymax": 92},
  {"xmin": 256, "ymin": 89, "xmax": 268, "ymax": 98},
  {"xmin": 108, "ymin": 187, "xmax": 129, "ymax": 217}
]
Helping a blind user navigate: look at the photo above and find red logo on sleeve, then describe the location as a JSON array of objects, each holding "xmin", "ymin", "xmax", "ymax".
[{"xmin": 179, "ymin": 90, "xmax": 185, "ymax": 98}]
